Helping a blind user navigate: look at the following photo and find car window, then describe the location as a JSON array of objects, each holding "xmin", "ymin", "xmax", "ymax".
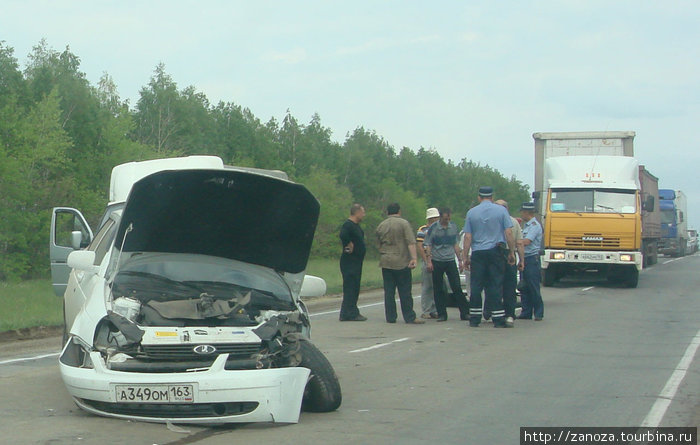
[
  {"xmin": 54, "ymin": 210, "xmax": 91, "ymax": 248},
  {"xmin": 88, "ymin": 219, "xmax": 117, "ymax": 265}
]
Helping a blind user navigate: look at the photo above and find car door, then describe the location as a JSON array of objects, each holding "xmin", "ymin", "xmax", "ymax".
[
  {"xmin": 63, "ymin": 216, "xmax": 118, "ymax": 336},
  {"xmin": 50, "ymin": 208, "xmax": 93, "ymax": 297}
]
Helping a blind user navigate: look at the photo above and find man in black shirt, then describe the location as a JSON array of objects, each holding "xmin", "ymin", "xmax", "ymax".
[{"xmin": 339, "ymin": 203, "xmax": 367, "ymax": 321}]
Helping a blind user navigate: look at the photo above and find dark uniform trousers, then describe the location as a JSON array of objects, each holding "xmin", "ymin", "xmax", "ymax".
[{"xmin": 469, "ymin": 247, "xmax": 506, "ymax": 325}]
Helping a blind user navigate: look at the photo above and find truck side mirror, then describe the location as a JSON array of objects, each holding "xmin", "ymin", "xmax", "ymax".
[
  {"xmin": 70, "ymin": 231, "xmax": 83, "ymax": 250},
  {"xmin": 643, "ymin": 195, "xmax": 654, "ymax": 212}
]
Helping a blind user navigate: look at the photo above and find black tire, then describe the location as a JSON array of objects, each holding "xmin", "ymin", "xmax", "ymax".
[
  {"xmin": 542, "ymin": 267, "xmax": 556, "ymax": 287},
  {"xmin": 625, "ymin": 268, "xmax": 639, "ymax": 288},
  {"xmin": 298, "ymin": 340, "xmax": 342, "ymax": 412}
]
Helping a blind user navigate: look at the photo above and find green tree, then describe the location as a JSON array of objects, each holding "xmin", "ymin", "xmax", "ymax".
[{"xmin": 297, "ymin": 169, "xmax": 354, "ymax": 258}]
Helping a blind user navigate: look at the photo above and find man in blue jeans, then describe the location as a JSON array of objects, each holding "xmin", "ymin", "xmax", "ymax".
[
  {"xmin": 461, "ymin": 186, "xmax": 516, "ymax": 328},
  {"xmin": 518, "ymin": 202, "xmax": 544, "ymax": 320}
]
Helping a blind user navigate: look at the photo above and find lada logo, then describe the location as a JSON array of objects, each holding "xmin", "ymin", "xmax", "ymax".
[
  {"xmin": 193, "ymin": 344, "xmax": 217, "ymax": 355},
  {"xmin": 582, "ymin": 236, "xmax": 603, "ymax": 242}
]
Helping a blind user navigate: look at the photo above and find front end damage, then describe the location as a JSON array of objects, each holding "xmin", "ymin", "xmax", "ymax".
[{"xmin": 60, "ymin": 291, "xmax": 335, "ymax": 424}]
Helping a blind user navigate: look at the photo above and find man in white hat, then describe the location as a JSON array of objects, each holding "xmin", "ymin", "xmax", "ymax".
[{"xmin": 416, "ymin": 207, "xmax": 440, "ymax": 318}]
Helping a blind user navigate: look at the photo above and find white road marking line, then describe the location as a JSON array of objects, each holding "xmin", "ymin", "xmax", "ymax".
[
  {"xmin": 349, "ymin": 337, "xmax": 410, "ymax": 353},
  {"xmin": 581, "ymin": 286, "xmax": 595, "ymax": 291},
  {"xmin": 0, "ymin": 352, "xmax": 59, "ymax": 365},
  {"xmin": 663, "ymin": 258, "xmax": 682, "ymax": 264},
  {"xmin": 641, "ymin": 328, "xmax": 700, "ymax": 427}
]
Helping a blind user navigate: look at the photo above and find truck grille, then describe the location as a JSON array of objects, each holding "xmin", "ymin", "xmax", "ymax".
[
  {"xmin": 141, "ymin": 343, "xmax": 262, "ymax": 360},
  {"xmin": 565, "ymin": 234, "xmax": 620, "ymax": 249}
]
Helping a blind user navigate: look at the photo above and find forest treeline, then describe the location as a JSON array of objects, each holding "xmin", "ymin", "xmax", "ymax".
[{"xmin": 0, "ymin": 40, "xmax": 529, "ymax": 281}]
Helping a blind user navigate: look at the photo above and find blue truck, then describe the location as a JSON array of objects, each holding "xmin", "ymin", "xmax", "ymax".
[{"xmin": 658, "ymin": 189, "xmax": 688, "ymax": 257}]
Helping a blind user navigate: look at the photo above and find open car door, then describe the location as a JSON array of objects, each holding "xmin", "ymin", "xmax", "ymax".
[{"xmin": 50, "ymin": 207, "xmax": 93, "ymax": 296}]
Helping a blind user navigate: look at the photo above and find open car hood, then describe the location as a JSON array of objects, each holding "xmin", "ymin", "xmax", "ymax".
[{"xmin": 115, "ymin": 169, "xmax": 320, "ymax": 274}]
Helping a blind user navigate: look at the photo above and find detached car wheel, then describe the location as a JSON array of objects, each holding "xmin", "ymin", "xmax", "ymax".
[{"xmin": 298, "ymin": 339, "xmax": 342, "ymax": 412}]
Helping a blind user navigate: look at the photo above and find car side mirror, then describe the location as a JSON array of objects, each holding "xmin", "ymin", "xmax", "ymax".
[
  {"xmin": 300, "ymin": 275, "xmax": 326, "ymax": 298},
  {"xmin": 67, "ymin": 250, "xmax": 99, "ymax": 274}
]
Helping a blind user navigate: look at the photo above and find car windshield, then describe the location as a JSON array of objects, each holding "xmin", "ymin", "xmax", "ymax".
[
  {"xmin": 112, "ymin": 255, "xmax": 295, "ymax": 311},
  {"xmin": 549, "ymin": 189, "xmax": 636, "ymax": 214},
  {"xmin": 660, "ymin": 210, "xmax": 676, "ymax": 224}
]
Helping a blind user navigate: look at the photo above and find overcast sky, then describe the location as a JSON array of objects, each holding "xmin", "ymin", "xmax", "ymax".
[{"xmin": 2, "ymin": 1, "xmax": 699, "ymax": 227}]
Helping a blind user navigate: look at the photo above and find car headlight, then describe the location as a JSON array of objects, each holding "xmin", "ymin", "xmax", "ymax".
[
  {"xmin": 620, "ymin": 254, "xmax": 633, "ymax": 262},
  {"xmin": 551, "ymin": 252, "xmax": 566, "ymax": 260}
]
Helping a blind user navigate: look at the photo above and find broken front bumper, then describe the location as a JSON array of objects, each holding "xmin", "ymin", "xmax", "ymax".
[{"xmin": 59, "ymin": 349, "xmax": 310, "ymax": 424}]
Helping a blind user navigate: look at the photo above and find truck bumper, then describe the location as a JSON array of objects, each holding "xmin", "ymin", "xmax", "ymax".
[
  {"xmin": 542, "ymin": 249, "xmax": 642, "ymax": 271},
  {"xmin": 658, "ymin": 238, "xmax": 678, "ymax": 255}
]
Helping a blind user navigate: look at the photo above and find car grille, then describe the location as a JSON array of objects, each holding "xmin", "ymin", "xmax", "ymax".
[
  {"xmin": 141, "ymin": 343, "xmax": 262, "ymax": 360},
  {"xmin": 80, "ymin": 399, "xmax": 259, "ymax": 418}
]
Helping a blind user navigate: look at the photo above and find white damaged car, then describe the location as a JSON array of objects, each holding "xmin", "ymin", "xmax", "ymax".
[{"xmin": 49, "ymin": 156, "xmax": 341, "ymax": 424}]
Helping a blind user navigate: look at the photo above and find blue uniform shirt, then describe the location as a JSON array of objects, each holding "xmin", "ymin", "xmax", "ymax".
[
  {"xmin": 522, "ymin": 217, "xmax": 543, "ymax": 257},
  {"xmin": 463, "ymin": 200, "xmax": 513, "ymax": 251}
]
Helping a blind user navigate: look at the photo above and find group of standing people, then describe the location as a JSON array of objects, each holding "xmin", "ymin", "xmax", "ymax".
[{"xmin": 338, "ymin": 186, "xmax": 544, "ymax": 327}]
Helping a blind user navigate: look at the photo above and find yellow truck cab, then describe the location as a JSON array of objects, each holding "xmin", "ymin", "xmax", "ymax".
[{"xmin": 533, "ymin": 132, "xmax": 658, "ymax": 288}]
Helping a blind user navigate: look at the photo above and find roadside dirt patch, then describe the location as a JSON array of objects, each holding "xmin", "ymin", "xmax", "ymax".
[{"xmin": 0, "ymin": 325, "xmax": 63, "ymax": 343}]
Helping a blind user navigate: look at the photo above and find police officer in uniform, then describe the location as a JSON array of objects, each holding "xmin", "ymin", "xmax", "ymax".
[
  {"xmin": 518, "ymin": 202, "xmax": 544, "ymax": 321},
  {"xmin": 461, "ymin": 187, "xmax": 516, "ymax": 328}
]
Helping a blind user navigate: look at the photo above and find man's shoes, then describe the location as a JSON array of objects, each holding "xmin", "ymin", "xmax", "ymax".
[
  {"xmin": 469, "ymin": 321, "xmax": 480, "ymax": 327},
  {"xmin": 483, "ymin": 312, "xmax": 491, "ymax": 321},
  {"xmin": 534, "ymin": 317, "xmax": 543, "ymax": 321},
  {"xmin": 436, "ymin": 316, "xmax": 448, "ymax": 322},
  {"xmin": 430, "ymin": 312, "xmax": 439, "ymax": 319},
  {"xmin": 505, "ymin": 316, "xmax": 515, "ymax": 327},
  {"xmin": 420, "ymin": 313, "xmax": 432, "ymax": 319},
  {"xmin": 407, "ymin": 318, "xmax": 425, "ymax": 324},
  {"xmin": 517, "ymin": 315, "xmax": 532, "ymax": 320},
  {"xmin": 340, "ymin": 314, "xmax": 367, "ymax": 321}
]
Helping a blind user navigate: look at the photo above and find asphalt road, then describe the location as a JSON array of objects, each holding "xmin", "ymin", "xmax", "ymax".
[{"xmin": 0, "ymin": 253, "xmax": 698, "ymax": 444}]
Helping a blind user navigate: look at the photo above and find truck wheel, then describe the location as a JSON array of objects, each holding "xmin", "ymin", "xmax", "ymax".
[
  {"xmin": 625, "ymin": 269, "xmax": 639, "ymax": 288},
  {"xmin": 543, "ymin": 267, "xmax": 556, "ymax": 287},
  {"xmin": 298, "ymin": 339, "xmax": 342, "ymax": 412}
]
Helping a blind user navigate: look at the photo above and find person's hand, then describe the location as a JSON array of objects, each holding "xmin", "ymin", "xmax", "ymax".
[
  {"xmin": 344, "ymin": 241, "xmax": 354, "ymax": 253},
  {"xmin": 518, "ymin": 260, "xmax": 524, "ymax": 271},
  {"xmin": 507, "ymin": 252, "xmax": 516, "ymax": 266},
  {"xmin": 463, "ymin": 256, "xmax": 471, "ymax": 271},
  {"xmin": 458, "ymin": 259, "xmax": 464, "ymax": 272},
  {"xmin": 426, "ymin": 259, "xmax": 433, "ymax": 272},
  {"xmin": 408, "ymin": 259, "xmax": 417, "ymax": 269}
]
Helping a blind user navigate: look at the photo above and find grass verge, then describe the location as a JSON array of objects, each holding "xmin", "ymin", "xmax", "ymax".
[
  {"xmin": 306, "ymin": 257, "xmax": 384, "ymax": 295},
  {"xmin": 0, "ymin": 280, "xmax": 62, "ymax": 332},
  {"xmin": 0, "ymin": 258, "xmax": 389, "ymax": 332}
]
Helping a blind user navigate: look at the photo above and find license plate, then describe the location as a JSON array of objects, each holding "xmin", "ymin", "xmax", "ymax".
[
  {"xmin": 115, "ymin": 384, "xmax": 195, "ymax": 403},
  {"xmin": 580, "ymin": 253, "xmax": 603, "ymax": 261}
]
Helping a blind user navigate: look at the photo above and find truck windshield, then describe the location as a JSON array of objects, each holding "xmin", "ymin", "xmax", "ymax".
[
  {"xmin": 550, "ymin": 189, "xmax": 636, "ymax": 214},
  {"xmin": 660, "ymin": 209, "xmax": 676, "ymax": 224}
]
